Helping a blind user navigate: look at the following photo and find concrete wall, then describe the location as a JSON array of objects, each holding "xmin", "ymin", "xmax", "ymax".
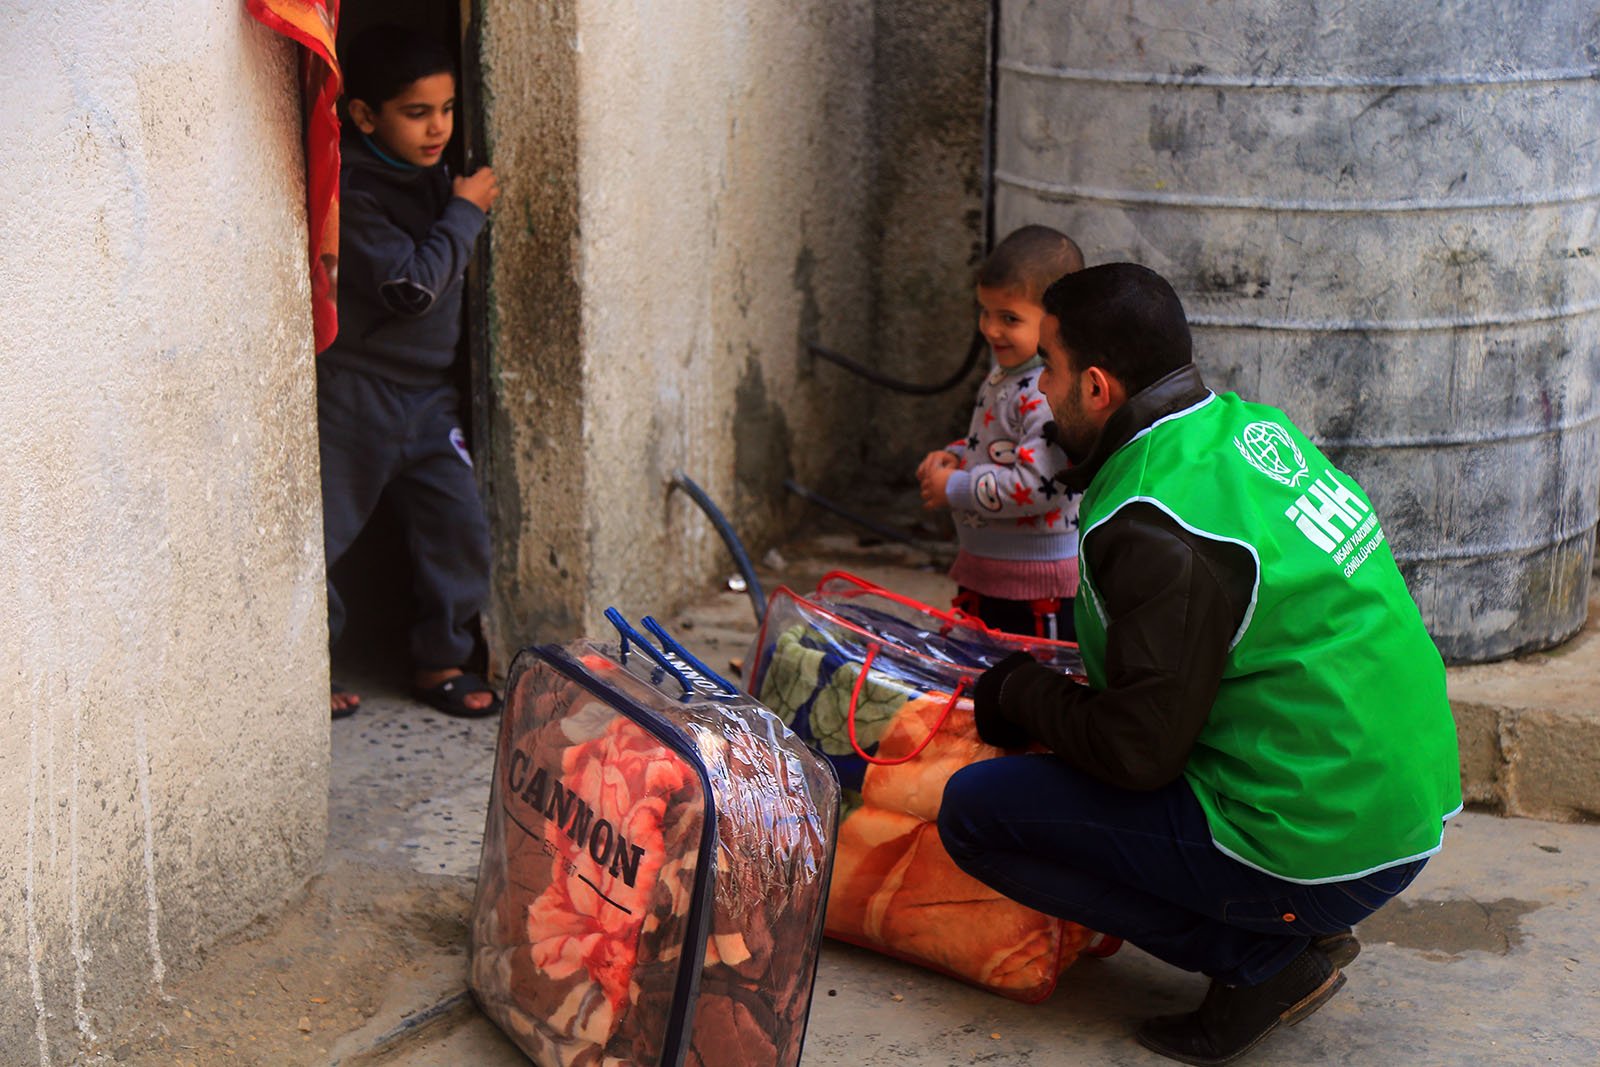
[
  {"xmin": 477, "ymin": 0, "xmax": 587, "ymax": 651},
  {"xmin": 482, "ymin": 0, "xmax": 882, "ymax": 644},
  {"xmin": 0, "ymin": 6, "xmax": 328, "ymax": 1061},
  {"xmin": 480, "ymin": 0, "xmax": 990, "ymax": 650},
  {"xmin": 864, "ymin": 0, "xmax": 994, "ymax": 480},
  {"xmin": 575, "ymin": 0, "xmax": 879, "ymax": 622}
]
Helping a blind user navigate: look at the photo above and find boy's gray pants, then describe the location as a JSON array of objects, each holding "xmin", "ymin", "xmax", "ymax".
[{"xmin": 316, "ymin": 364, "xmax": 491, "ymax": 670}]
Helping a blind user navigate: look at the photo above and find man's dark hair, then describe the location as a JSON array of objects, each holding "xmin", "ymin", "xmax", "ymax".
[
  {"xmin": 342, "ymin": 25, "xmax": 455, "ymax": 108},
  {"xmin": 977, "ymin": 225, "xmax": 1085, "ymax": 301},
  {"xmin": 1042, "ymin": 262, "xmax": 1192, "ymax": 394}
]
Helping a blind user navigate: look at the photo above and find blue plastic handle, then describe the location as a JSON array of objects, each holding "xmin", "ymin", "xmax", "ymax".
[
  {"xmin": 603, "ymin": 607, "xmax": 694, "ymax": 698},
  {"xmin": 640, "ymin": 615, "xmax": 740, "ymax": 695}
]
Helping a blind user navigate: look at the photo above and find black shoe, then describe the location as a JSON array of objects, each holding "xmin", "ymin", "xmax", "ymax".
[
  {"xmin": 1136, "ymin": 947, "xmax": 1346, "ymax": 1066},
  {"xmin": 1313, "ymin": 928, "xmax": 1360, "ymax": 969}
]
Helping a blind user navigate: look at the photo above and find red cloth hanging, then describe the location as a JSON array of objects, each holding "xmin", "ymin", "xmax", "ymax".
[{"xmin": 246, "ymin": 0, "xmax": 342, "ymax": 353}]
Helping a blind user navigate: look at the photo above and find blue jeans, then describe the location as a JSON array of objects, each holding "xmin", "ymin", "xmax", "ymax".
[{"xmin": 936, "ymin": 755, "xmax": 1426, "ymax": 986}]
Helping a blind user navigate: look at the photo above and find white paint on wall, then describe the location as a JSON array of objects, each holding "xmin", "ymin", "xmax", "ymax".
[
  {"xmin": 27, "ymin": 683, "xmax": 50, "ymax": 1067},
  {"xmin": 133, "ymin": 702, "xmax": 167, "ymax": 994},
  {"xmin": 70, "ymin": 698, "xmax": 96, "ymax": 1044}
]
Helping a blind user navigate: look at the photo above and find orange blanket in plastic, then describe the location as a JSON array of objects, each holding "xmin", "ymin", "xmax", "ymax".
[{"xmin": 823, "ymin": 692, "xmax": 1095, "ymax": 1002}]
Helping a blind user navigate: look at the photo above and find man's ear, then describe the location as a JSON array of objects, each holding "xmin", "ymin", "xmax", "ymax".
[
  {"xmin": 1084, "ymin": 366, "xmax": 1127, "ymax": 413},
  {"xmin": 347, "ymin": 98, "xmax": 379, "ymax": 134}
]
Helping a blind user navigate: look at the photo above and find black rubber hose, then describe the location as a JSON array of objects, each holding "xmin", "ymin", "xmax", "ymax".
[
  {"xmin": 670, "ymin": 470, "xmax": 766, "ymax": 623},
  {"xmin": 783, "ymin": 479, "xmax": 918, "ymax": 545},
  {"xmin": 805, "ymin": 330, "xmax": 986, "ymax": 396}
]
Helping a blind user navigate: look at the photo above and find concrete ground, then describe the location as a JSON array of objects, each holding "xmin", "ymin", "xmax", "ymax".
[{"xmin": 99, "ymin": 534, "xmax": 1600, "ymax": 1066}]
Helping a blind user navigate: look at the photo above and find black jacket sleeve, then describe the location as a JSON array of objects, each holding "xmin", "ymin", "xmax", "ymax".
[{"xmin": 982, "ymin": 502, "xmax": 1257, "ymax": 791}]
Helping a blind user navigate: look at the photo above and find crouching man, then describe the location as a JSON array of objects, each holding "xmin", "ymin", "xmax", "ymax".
[{"xmin": 936, "ymin": 262, "xmax": 1461, "ymax": 1066}]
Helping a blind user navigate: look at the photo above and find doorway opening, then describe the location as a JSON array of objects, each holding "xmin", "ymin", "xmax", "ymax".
[{"xmin": 328, "ymin": 0, "xmax": 493, "ymax": 690}]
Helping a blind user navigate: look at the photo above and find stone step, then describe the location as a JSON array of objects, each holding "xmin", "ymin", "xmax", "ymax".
[{"xmin": 1449, "ymin": 588, "xmax": 1600, "ymax": 823}]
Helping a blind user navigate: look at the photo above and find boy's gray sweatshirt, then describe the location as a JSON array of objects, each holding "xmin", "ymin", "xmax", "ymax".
[{"xmin": 319, "ymin": 135, "xmax": 486, "ymax": 386}]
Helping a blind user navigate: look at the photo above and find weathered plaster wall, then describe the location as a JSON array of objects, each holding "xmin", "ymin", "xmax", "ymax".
[
  {"xmin": 0, "ymin": 6, "xmax": 328, "ymax": 1061},
  {"xmin": 575, "ymin": 0, "xmax": 877, "ymax": 626},
  {"xmin": 482, "ymin": 1, "xmax": 883, "ymax": 645}
]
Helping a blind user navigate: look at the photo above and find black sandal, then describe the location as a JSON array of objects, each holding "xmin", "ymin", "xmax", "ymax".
[{"xmin": 412, "ymin": 672, "xmax": 502, "ymax": 718}]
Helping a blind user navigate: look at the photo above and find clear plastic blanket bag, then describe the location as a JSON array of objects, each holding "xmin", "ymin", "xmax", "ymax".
[{"xmin": 471, "ymin": 611, "xmax": 840, "ymax": 1066}]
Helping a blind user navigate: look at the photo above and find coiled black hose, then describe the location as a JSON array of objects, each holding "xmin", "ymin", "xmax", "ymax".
[
  {"xmin": 793, "ymin": 331, "xmax": 985, "ymax": 540},
  {"xmin": 670, "ymin": 470, "xmax": 766, "ymax": 624},
  {"xmin": 805, "ymin": 330, "xmax": 986, "ymax": 396},
  {"xmin": 782, "ymin": 480, "xmax": 917, "ymax": 545}
]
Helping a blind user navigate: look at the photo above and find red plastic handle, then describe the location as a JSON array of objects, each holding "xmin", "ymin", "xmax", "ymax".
[
  {"xmin": 845, "ymin": 643, "xmax": 971, "ymax": 766},
  {"xmin": 817, "ymin": 569, "xmax": 1080, "ymax": 655},
  {"xmin": 817, "ymin": 570, "xmax": 993, "ymax": 635},
  {"xmin": 1084, "ymin": 933, "xmax": 1124, "ymax": 958}
]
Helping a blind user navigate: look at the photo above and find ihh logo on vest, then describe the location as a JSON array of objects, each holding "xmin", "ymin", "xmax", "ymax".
[
  {"xmin": 1234, "ymin": 421, "xmax": 1309, "ymax": 488},
  {"xmin": 1283, "ymin": 469, "xmax": 1386, "ymax": 578}
]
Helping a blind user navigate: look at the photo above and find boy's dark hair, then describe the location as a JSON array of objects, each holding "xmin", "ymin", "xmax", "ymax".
[
  {"xmin": 1042, "ymin": 263, "xmax": 1193, "ymax": 395},
  {"xmin": 343, "ymin": 25, "xmax": 455, "ymax": 108},
  {"xmin": 977, "ymin": 225, "xmax": 1085, "ymax": 301}
]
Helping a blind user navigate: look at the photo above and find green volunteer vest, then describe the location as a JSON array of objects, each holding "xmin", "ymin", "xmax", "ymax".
[{"xmin": 1075, "ymin": 391, "xmax": 1462, "ymax": 883}]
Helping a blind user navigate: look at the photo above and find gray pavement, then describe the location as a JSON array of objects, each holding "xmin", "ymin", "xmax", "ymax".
[
  {"xmin": 318, "ymin": 535, "xmax": 1600, "ymax": 1066},
  {"xmin": 361, "ymin": 810, "xmax": 1600, "ymax": 1067}
]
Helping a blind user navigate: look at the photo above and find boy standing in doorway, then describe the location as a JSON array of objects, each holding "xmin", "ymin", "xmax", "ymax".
[{"xmin": 320, "ymin": 25, "xmax": 500, "ymax": 719}]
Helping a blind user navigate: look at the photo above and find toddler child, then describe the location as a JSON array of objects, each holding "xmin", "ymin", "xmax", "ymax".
[
  {"xmin": 916, "ymin": 225, "xmax": 1084, "ymax": 639},
  {"xmin": 320, "ymin": 25, "xmax": 501, "ymax": 718}
]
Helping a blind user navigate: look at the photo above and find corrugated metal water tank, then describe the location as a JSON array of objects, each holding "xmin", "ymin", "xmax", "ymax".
[{"xmin": 994, "ymin": 0, "xmax": 1600, "ymax": 662}]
